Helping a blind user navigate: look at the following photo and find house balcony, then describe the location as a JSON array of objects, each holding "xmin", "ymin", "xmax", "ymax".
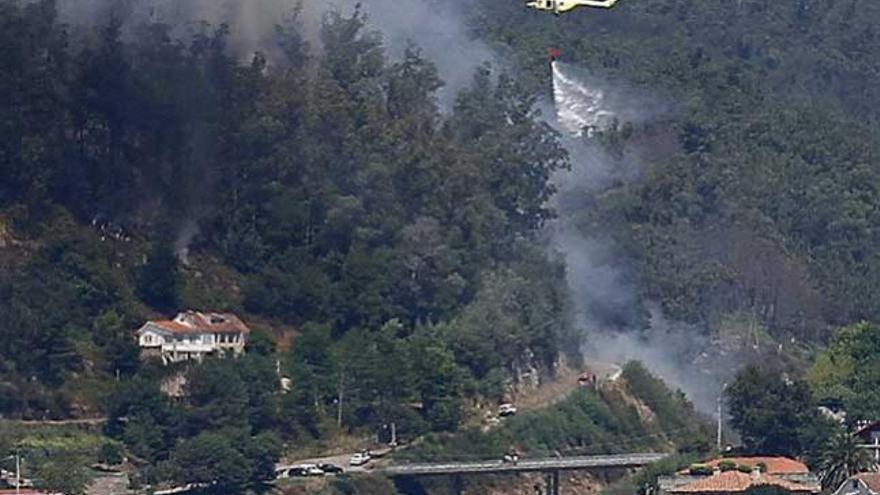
[{"xmin": 161, "ymin": 342, "xmax": 216, "ymax": 354}]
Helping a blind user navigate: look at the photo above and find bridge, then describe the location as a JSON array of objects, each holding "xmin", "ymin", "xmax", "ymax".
[{"xmin": 377, "ymin": 453, "xmax": 669, "ymax": 495}]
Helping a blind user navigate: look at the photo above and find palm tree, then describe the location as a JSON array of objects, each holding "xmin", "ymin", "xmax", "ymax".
[{"xmin": 817, "ymin": 430, "xmax": 875, "ymax": 491}]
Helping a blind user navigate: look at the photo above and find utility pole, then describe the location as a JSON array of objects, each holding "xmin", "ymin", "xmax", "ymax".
[
  {"xmin": 336, "ymin": 370, "xmax": 345, "ymax": 428},
  {"xmin": 716, "ymin": 395, "xmax": 723, "ymax": 452},
  {"xmin": 390, "ymin": 422, "xmax": 397, "ymax": 447}
]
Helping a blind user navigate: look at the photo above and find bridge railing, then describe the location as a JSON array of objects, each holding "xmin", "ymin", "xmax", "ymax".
[{"xmin": 378, "ymin": 452, "xmax": 669, "ymax": 476}]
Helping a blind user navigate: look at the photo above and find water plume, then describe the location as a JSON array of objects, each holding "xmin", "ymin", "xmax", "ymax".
[{"xmin": 546, "ymin": 60, "xmax": 724, "ymax": 412}]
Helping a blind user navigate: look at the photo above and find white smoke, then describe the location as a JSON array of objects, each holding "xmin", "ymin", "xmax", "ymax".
[
  {"xmin": 56, "ymin": 0, "xmax": 292, "ymax": 58},
  {"xmin": 57, "ymin": 0, "xmax": 496, "ymax": 108},
  {"xmin": 333, "ymin": 0, "xmax": 497, "ymax": 109},
  {"xmin": 546, "ymin": 61, "xmax": 724, "ymax": 412},
  {"xmin": 174, "ymin": 219, "xmax": 200, "ymax": 265}
]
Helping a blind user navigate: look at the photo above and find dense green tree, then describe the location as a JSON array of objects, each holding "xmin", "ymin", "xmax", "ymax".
[
  {"xmin": 0, "ymin": 0, "xmax": 68, "ymax": 206},
  {"xmin": 105, "ymin": 377, "xmax": 182, "ymax": 461},
  {"xmin": 98, "ymin": 442, "xmax": 125, "ymax": 466},
  {"xmin": 138, "ymin": 240, "xmax": 181, "ymax": 312},
  {"xmin": 809, "ymin": 322, "xmax": 880, "ymax": 421},
  {"xmin": 170, "ymin": 431, "xmax": 252, "ymax": 493},
  {"xmin": 726, "ymin": 365, "xmax": 825, "ymax": 457},
  {"xmin": 410, "ymin": 333, "xmax": 465, "ymax": 432},
  {"xmin": 185, "ymin": 359, "xmax": 250, "ymax": 432},
  {"xmin": 92, "ymin": 309, "xmax": 141, "ymax": 377},
  {"xmin": 33, "ymin": 453, "xmax": 90, "ymax": 495}
]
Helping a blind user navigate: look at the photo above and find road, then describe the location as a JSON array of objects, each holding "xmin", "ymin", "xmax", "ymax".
[
  {"xmin": 378, "ymin": 453, "xmax": 669, "ymax": 477},
  {"xmin": 2, "ymin": 417, "xmax": 108, "ymax": 426},
  {"xmin": 276, "ymin": 453, "xmax": 364, "ymax": 475},
  {"xmin": 275, "ymin": 362, "xmax": 628, "ymax": 476},
  {"xmin": 276, "ymin": 448, "xmax": 394, "ymax": 478}
]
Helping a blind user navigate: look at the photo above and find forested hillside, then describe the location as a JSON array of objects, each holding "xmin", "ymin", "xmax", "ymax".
[
  {"xmin": 0, "ymin": 0, "xmax": 584, "ymax": 489},
  {"xmin": 476, "ymin": 0, "xmax": 880, "ymax": 341},
  {"xmin": 3, "ymin": 0, "xmax": 880, "ymax": 492}
]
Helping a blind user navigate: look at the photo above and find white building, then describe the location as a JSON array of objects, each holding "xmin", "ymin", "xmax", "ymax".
[{"xmin": 136, "ymin": 311, "xmax": 250, "ymax": 365}]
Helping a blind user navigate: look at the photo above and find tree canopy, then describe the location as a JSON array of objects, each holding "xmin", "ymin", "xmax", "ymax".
[
  {"xmin": 0, "ymin": 3, "xmax": 582, "ymax": 489},
  {"xmin": 726, "ymin": 365, "xmax": 828, "ymax": 458},
  {"xmin": 809, "ymin": 322, "xmax": 880, "ymax": 421}
]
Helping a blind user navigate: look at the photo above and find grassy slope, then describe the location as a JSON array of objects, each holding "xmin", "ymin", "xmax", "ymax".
[{"xmin": 384, "ymin": 361, "xmax": 710, "ymax": 494}]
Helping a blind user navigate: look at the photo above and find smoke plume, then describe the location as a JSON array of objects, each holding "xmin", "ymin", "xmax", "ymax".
[
  {"xmin": 546, "ymin": 61, "xmax": 725, "ymax": 412},
  {"xmin": 327, "ymin": 0, "xmax": 497, "ymax": 108},
  {"xmin": 56, "ymin": 0, "xmax": 292, "ymax": 57},
  {"xmin": 55, "ymin": 0, "xmax": 726, "ymax": 408},
  {"xmin": 57, "ymin": 0, "xmax": 495, "ymax": 107}
]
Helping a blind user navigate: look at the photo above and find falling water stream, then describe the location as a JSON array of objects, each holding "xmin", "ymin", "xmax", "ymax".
[
  {"xmin": 551, "ymin": 61, "xmax": 615, "ymax": 137},
  {"xmin": 546, "ymin": 61, "xmax": 725, "ymax": 413}
]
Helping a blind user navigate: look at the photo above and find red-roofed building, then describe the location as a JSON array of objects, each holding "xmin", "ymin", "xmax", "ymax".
[
  {"xmin": 695, "ymin": 458, "xmax": 810, "ymax": 475},
  {"xmin": 137, "ymin": 311, "xmax": 250, "ymax": 365},
  {"xmin": 669, "ymin": 470, "xmax": 818, "ymax": 494},
  {"xmin": 659, "ymin": 457, "xmax": 820, "ymax": 495},
  {"xmin": 833, "ymin": 473, "xmax": 880, "ymax": 495}
]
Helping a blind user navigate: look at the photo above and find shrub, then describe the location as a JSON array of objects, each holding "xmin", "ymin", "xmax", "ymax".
[
  {"xmin": 689, "ymin": 464, "xmax": 714, "ymax": 475},
  {"xmin": 98, "ymin": 442, "xmax": 125, "ymax": 465},
  {"xmin": 719, "ymin": 460, "xmax": 737, "ymax": 472}
]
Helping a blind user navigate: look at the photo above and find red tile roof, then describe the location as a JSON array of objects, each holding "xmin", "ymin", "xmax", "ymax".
[
  {"xmin": 143, "ymin": 311, "xmax": 250, "ymax": 335},
  {"xmin": 854, "ymin": 473, "xmax": 880, "ymax": 493},
  {"xmin": 670, "ymin": 471, "xmax": 817, "ymax": 493},
  {"xmin": 700, "ymin": 457, "xmax": 810, "ymax": 474}
]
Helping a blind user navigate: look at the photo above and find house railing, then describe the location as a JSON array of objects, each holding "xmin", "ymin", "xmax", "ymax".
[{"xmin": 161, "ymin": 342, "xmax": 216, "ymax": 354}]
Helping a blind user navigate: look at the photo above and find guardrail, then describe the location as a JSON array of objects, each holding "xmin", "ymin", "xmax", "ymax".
[{"xmin": 378, "ymin": 453, "xmax": 669, "ymax": 476}]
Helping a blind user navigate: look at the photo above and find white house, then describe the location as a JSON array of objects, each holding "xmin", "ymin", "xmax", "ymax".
[{"xmin": 136, "ymin": 311, "xmax": 250, "ymax": 365}]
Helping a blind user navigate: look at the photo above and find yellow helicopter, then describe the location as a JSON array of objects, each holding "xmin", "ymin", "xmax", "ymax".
[{"xmin": 526, "ymin": 0, "xmax": 621, "ymax": 15}]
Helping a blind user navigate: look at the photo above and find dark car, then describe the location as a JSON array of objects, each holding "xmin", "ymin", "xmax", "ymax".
[
  {"xmin": 318, "ymin": 463, "xmax": 344, "ymax": 474},
  {"xmin": 287, "ymin": 467, "xmax": 309, "ymax": 477}
]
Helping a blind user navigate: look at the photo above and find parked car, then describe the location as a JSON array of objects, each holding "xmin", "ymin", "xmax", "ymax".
[
  {"xmin": 287, "ymin": 466, "xmax": 309, "ymax": 477},
  {"xmin": 498, "ymin": 403, "xmax": 518, "ymax": 417},
  {"xmin": 318, "ymin": 463, "xmax": 344, "ymax": 474},
  {"xmin": 305, "ymin": 465, "xmax": 325, "ymax": 476},
  {"xmin": 349, "ymin": 451, "xmax": 372, "ymax": 466},
  {"xmin": 288, "ymin": 464, "xmax": 324, "ymax": 477}
]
